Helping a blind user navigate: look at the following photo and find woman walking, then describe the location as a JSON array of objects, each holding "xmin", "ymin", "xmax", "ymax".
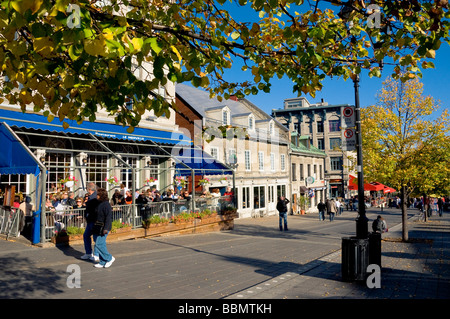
[{"xmin": 93, "ymin": 188, "xmax": 115, "ymax": 268}]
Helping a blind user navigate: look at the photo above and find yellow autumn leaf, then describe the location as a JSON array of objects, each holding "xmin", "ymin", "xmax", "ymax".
[
  {"xmin": 170, "ymin": 45, "xmax": 182, "ymax": 62},
  {"xmin": 83, "ymin": 38, "xmax": 107, "ymax": 57},
  {"xmin": 34, "ymin": 37, "xmax": 55, "ymax": 56}
]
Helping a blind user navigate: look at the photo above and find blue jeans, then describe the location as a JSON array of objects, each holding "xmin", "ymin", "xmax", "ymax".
[
  {"xmin": 93, "ymin": 231, "xmax": 113, "ymax": 266},
  {"xmin": 329, "ymin": 212, "xmax": 335, "ymax": 221},
  {"xmin": 279, "ymin": 212, "xmax": 288, "ymax": 230},
  {"xmin": 319, "ymin": 210, "xmax": 325, "ymax": 221},
  {"xmin": 83, "ymin": 222, "xmax": 96, "ymax": 255}
]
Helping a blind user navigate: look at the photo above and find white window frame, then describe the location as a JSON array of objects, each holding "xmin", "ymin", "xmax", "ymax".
[
  {"xmin": 258, "ymin": 151, "xmax": 264, "ymax": 171},
  {"xmin": 270, "ymin": 153, "xmax": 275, "ymax": 171},
  {"xmin": 280, "ymin": 154, "xmax": 286, "ymax": 171},
  {"xmin": 222, "ymin": 109, "xmax": 229, "ymax": 125},
  {"xmin": 244, "ymin": 150, "xmax": 251, "ymax": 171},
  {"xmin": 210, "ymin": 147, "xmax": 219, "ymax": 161}
]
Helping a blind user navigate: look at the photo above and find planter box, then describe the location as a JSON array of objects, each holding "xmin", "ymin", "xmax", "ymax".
[{"xmin": 50, "ymin": 214, "xmax": 235, "ymax": 245}]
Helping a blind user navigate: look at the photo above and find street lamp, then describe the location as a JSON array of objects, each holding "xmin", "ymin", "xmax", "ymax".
[{"xmin": 353, "ymin": 74, "xmax": 369, "ymax": 239}]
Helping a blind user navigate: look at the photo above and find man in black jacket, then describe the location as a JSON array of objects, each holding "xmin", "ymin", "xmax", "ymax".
[
  {"xmin": 81, "ymin": 182, "xmax": 99, "ymax": 262},
  {"xmin": 276, "ymin": 196, "xmax": 290, "ymax": 231}
]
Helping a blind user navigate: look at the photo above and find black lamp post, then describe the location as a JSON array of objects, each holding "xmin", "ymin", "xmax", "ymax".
[{"xmin": 353, "ymin": 74, "xmax": 368, "ymax": 239}]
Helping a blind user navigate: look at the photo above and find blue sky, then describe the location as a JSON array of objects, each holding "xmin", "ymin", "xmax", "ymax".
[{"xmin": 191, "ymin": 1, "xmax": 450, "ymax": 120}]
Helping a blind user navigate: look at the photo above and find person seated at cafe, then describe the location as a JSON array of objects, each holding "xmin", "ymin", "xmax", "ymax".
[
  {"xmin": 13, "ymin": 195, "xmax": 21, "ymax": 208},
  {"xmin": 224, "ymin": 187, "xmax": 234, "ymax": 201},
  {"xmin": 181, "ymin": 190, "xmax": 191, "ymax": 201},
  {"xmin": 111, "ymin": 190, "xmax": 124, "ymax": 206},
  {"xmin": 153, "ymin": 191, "xmax": 162, "ymax": 202},
  {"xmin": 60, "ymin": 192, "xmax": 69, "ymax": 205},
  {"xmin": 73, "ymin": 196, "xmax": 85, "ymax": 209},
  {"xmin": 124, "ymin": 190, "xmax": 133, "ymax": 205},
  {"xmin": 66, "ymin": 191, "xmax": 77, "ymax": 207}
]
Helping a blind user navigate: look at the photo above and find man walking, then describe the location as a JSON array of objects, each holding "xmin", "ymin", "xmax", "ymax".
[
  {"xmin": 317, "ymin": 200, "xmax": 326, "ymax": 221},
  {"xmin": 81, "ymin": 182, "xmax": 100, "ymax": 262},
  {"xmin": 326, "ymin": 198, "xmax": 337, "ymax": 222},
  {"xmin": 276, "ymin": 196, "xmax": 290, "ymax": 231}
]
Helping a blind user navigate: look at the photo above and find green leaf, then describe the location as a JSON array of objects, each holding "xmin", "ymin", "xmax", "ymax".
[
  {"xmin": 231, "ymin": 31, "xmax": 240, "ymax": 40},
  {"xmin": 146, "ymin": 38, "xmax": 162, "ymax": 54}
]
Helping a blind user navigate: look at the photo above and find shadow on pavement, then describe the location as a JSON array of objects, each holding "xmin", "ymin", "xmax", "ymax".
[{"xmin": 0, "ymin": 255, "xmax": 65, "ymax": 298}]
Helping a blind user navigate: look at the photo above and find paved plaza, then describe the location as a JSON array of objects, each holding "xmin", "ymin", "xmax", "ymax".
[{"xmin": 0, "ymin": 208, "xmax": 449, "ymax": 305}]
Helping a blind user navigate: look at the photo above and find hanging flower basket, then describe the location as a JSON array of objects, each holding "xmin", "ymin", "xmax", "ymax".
[
  {"xmin": 105, "ymin": 176, "xmax": 119, "ymax": 186},
  {"xmin": 60, "ymin": 176, "xmax": 78, "ymax": 188},
  {"xmin": 175, "ymin": 176, "xmax": 186, "ymax": 188},
  {"xmin": 198, "ymin": 178, "xmax": 210, "ymax": 186},
  {"xmin": 145, "ymin": 177, "xmax": 158, "ymax": 187}
]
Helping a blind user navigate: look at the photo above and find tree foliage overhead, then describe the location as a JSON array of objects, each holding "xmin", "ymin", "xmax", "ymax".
[{"xmin": 0, "ymin": 0, "xmax": 449, "ymax": 129}]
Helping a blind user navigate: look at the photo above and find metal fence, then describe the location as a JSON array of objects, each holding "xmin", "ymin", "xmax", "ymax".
[
  {"xmin": 0, "ymin": 207, "xmax": 22, "ymax": 239},
  {"xmin": 44, "ymin": 196, "xmax": 235, "ymax": 241}
]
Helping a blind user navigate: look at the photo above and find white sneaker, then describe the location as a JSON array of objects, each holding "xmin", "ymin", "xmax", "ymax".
[
  {"xmin": 90, "ymin": 255, "xmax": 100, "ymax": 262},
  {"xmin": 80, "ymin": 254, "xmax": 91, "ymax": 260},
  {"xmin": 94, "ymin": 263, "xmax": 104, "ymax": 268},
  {"xmin": 104, "ymin": 256, "xmax": 115, "ymax": 268}
]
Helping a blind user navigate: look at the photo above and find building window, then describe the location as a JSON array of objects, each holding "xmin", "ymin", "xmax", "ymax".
[
  {"xmin": 330, "ymin": 138, "xmax": 342, "ymax": 150},
  {"xmin": 319, "ymin": 164, "xmax": 323, "ymax": 179},
  {"xmin": 292, "ymin": 163, "xmax": 297, "ymax": 181},
  {"xmin": 222, "ymin": 109, "xmax": 229, "ymax": 125},
  {"xmin": 258, "ymin": 151, "xmax": 264, "ymax": 171},
  {"xmin": 329, "ymin": 120, "xmax": 341, "ymax": 132},
  {"xmin": 87, "ymin": 155, "xmax": 108, "ymax": 189},
  {"xmin": 46, "ymin": 152, "xmax": 72, "ymax": 193},
  {"xmin": 121, "ymin": 156, "xmax": 137, "ymax": 190},
  {"xmin": 330, "ymin": 157, "xmax": 343, "ymax": 171},
  {"xmin": 317, "ymin": 138, "xmax": 324, "ymax": 150},
  {"xmin": 248, "ymin": 116, "xmax": 254, "ymax": 130},
  {"xmin": 210, "ymin": 147, "xmax": 219, "ymax": 160},
  {"xmin": 277, "ymin": 185, "xmax": 286, "ymax": 198},
  {"xmin": 317, "ymin": 121, "xmax": 324, "ymax": 133},
  {"xmin": 269, "ymin": 121, "xmax": 274, "ymax": 135},
  {"xmin": 280, "ymin": 154, "xmax": 286, "ymax": 171},
  {"xmin": 228, "ymin": 148, "xmax": 237, "ymax": 165},
  {"xmin": 270, "ymin": 153, "xmax": 275, "ymax": 171},
  {"xmin": 254, "ymin": 186, "xmax": 265, "ymax": 209},
  {"xmin": 242, "ymin": 186, "xmax": 250, "ymax": 209},
  {"xmin": 299, "ymin": 163, "xmax": 304, "ymax": 180},
  {"xmin": 268, "ymin": 185, "xmax": 275, "ymax": 203},
  {"xmin": 244, "ymin": 150, "xmax": 251, "ymax": 171},
  {"xmin": 0, "ymin": 174, "xmax": 27, "ymax": 194}
]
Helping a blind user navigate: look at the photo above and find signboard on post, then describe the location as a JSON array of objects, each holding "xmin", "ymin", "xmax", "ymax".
[{"xmin": 341, "ymin": 106, "xmax": 356, "ymax": 151}]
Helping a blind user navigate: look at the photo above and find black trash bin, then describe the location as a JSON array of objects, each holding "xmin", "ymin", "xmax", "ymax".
[
  {"xmin": 368, "ymin": 232, "xmax": 382, "ymax": 268},
  {"xmin": 341, "ymin": 237, "xmax": 369, "ymax": 282}
]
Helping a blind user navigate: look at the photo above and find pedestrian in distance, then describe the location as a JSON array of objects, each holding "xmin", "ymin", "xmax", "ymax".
[
  {"xmin": 438, "ymin": 198, "xmax": 444, "ymax": 217},
  {"xmin": 372, "ymin": 215, "xmax": 388, "ymax": 233},
  {"xmin": 276, "ymin": 196, "xmax": 290, "ymax": 231},
  {"xmin": 317, "ymin": 200, "xmax": 326, "ymax": 221},
  {"xmin": 81, "ymin": 182, "xmax": 100, "ymax": 262},
  {"xmin": 335, "ymin": 198, "xmax": 341, "ymax": 216},
  {"xmin": 326, "ymin": 198, "xmax": 337, "ymax": 222},
  {"xmin": 93, "ymin": 188, "xmax": 115, "ymax": 268}
]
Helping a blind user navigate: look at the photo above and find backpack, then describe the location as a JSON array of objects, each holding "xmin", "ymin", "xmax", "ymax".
[{"xmin": 372, "ymin": 218, "xmax": 385, "ymax": 232}]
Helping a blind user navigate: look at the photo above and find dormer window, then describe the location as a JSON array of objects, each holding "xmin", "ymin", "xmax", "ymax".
[
  {"xmin": 269, "ymin": 121, "xmax": 274, "ymax": 135},
  {"xmin": 248, "ymin": 115, "xmax": 254, "ymax": 130},
  {"xmin": 222, "ymin": 109, "xmax": 229, "ymax": 125}
]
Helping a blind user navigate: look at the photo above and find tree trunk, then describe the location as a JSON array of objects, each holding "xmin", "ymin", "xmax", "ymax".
[{"xmin": 401, "ymin": 185, "xmax": 409, "ymax": 242}]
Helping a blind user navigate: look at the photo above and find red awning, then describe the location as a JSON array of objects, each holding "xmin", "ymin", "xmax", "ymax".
[
  {"xmin": 348, "ymin": 176, "xmax": 388, "ymax": 192},
  {"xmin": 366, "ymin": 182, "xmax": 385, "ymax": 192},
  {"xmin": 383, "ymin": 186, "xmax": 396, "ymax": 193}
]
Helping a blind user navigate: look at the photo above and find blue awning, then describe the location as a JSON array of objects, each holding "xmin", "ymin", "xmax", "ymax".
[
  {"xmin": 174, "ymin": 146, "xmax": 232, "ymax": 176},
  {"xmin": 0, "ymin": 108, "xmax": 191, "ymax": 145},
  {"xmin": 0, "ymin": 122, "xmax": 40, "ymax": 176}
]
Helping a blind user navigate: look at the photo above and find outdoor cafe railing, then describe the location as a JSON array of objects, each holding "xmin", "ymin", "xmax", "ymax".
[{"xmin": 44, "ymin": 196, "xmax": 236, "ymax": 241}]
